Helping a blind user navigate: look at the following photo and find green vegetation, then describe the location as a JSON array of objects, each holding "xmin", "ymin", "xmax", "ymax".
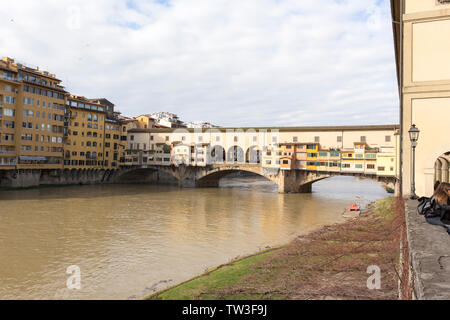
[
  {"xmin": 385, "ymin": 187, "xmax": 395, "ymax": 194},
  {"xmin": 149, "ymin": 197, "xmax": 400, "ymax": 300},
  {"xmin": 149, "ymin": 250, "xmax": 279, "ymax": 300}
]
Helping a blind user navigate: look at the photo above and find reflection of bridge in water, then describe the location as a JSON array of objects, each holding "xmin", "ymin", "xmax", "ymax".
[{"xmin": 116, "ymin": 163, "xmax": 398, "ymax": 194}]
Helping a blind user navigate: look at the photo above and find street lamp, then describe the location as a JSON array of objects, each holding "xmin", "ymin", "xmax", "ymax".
[{"xmin": 408, "ymin": 124, "xmax": 420, "ymax": 199}]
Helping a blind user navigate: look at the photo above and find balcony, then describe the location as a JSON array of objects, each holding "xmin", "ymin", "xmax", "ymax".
[{"xmin": 0, "ymin": 150, "xmax": 16, "ymax": 155}]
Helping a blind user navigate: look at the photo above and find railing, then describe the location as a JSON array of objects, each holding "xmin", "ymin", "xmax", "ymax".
[{"xmin": 0, "ymin": 150, "xmax": 16, "ymax": 154}]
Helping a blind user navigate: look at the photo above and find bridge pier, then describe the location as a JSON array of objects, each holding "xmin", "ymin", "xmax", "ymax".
[{"xmin": 274, "ymin": 170, "xmax": 317, "ymax": 193}]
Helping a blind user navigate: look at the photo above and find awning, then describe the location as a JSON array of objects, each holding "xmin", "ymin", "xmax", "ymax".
[{"xmin": 19, "ymin": 156, "xmax": 47, "ymax": 161}]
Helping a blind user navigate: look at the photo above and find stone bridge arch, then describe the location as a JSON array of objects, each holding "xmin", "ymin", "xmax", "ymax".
[{"xmin": 195, "ymin": 166, "xmax": 331, "ymax": 193}]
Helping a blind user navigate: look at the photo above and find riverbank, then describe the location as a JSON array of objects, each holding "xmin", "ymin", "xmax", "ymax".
[{"xmin": 149, "ymin": 197, "xmax": 401, "ymax": 300}]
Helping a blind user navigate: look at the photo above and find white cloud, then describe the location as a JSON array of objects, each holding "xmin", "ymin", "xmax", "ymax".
[{"xmin": 0, "ymin": 0, "xmax": 398, "ymax": 127}]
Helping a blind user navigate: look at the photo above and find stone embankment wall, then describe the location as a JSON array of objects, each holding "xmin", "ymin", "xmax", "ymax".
[{"xmin": 0, "ymin": 168, "xmax": 179, "ymax": 189}]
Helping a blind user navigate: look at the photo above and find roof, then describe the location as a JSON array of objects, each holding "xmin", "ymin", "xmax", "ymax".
[
  {"xmin": 89, "ymin": 98, "xmax": 115, "ymax": 108},
  {"xmin": 17, "ymin": 65, "xmax": 61, "ymax": 82},
  {"xmin": 136, "ymin": 114, "xmax": 156, "ymax": 120},
  {"xmin": 154, "ymin": 123, "xmax": 170, "ymax": 128},
  {"xmin": 128, "ymin": 124, "xmax": 400, "ymax": 134}
]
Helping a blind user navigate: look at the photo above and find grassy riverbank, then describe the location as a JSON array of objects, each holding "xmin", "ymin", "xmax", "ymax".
[{"xmin": 149, "ymin": 197, "xmax": 401, "ymax": 300}]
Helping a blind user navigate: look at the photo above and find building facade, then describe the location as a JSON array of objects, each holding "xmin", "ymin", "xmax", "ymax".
[
  {"xmin": 0, "ymin": 57, "xmax": 66, "ymax": 170},
  {"xmin": 125, "ymin": 125, "xmax": 400, "ymax": 181},
  {"xmin": 391, "ymin": 0, "xmax": 450, "ymax": 196}
]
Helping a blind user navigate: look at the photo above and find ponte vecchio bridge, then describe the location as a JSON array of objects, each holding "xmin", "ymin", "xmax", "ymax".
[{"xmin": 118, "ymin": 125, "xmax": 400, "ymax": 193}]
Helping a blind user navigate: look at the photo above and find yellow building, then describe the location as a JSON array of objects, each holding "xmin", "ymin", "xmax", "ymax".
[
  {"xmin": 64, "ymin": 95, "xmax": 106, "ymax": 169},
  {"xmin": 104, "ymin": 119, "xmax": 124, "ymax": 169},
  {"xmin": 135, "ymin": 115, "xmax": 156, "ymax": 129},
  {"xmin": 0, "ymin": 57, "xmax": 66, "ymax": 170},
  {"xmin": 391, "ymin": 0, "xmax": 450, "ymax": 196},
  {"xmin": 306, "ymin": 143, "xmax": 319, "ymax": 170}
]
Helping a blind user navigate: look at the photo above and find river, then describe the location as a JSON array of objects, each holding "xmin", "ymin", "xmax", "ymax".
[{"xmin": 0, "ymin": 175, "xmax": 389, "ymax": 300}]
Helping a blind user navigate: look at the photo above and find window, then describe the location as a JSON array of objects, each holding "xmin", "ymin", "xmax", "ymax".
[
  {"xmin": 23, "ymin": 109, "xmax": 34, "ymax": 117},
  {"xmin": 5, "ymin": 96, "xmax": 16, "ymax": 104},
  {"xmin": 337, "ymin": 136, "xmax": 342, "ymax": 142},
  {"xmin": 378, "ymin": 166, "xmax": 385, "ymax": 171},
  {"xmin": 314, "ymin": 136, "xmax": 320, "ymax": 143},
  {"xmin": 4, "ymin": 120, "xmax": 14, "ymax": 129},
  {"xmin": 360, "ymin": 136, "xmax": 366, "ymax": 142},
  {"xmin": 293, "ymin": 136, "xmax": 298, "ymax": 142},
  {"xmin": 21, "ymin": 134, "xmax": 33, "ymax": 141},
  {"xmin": 23, "ymin": 97, "xmax": 34, "ymax": 105},
  {"xmin": 367, "ymin": 164, "xmax": 375, "ymax": 169},
  {"xmin": 2, "ymin": 134, "xmax": 14, "ymax": 141},
  {"xmin": 3, "ymin": 108, "xmax": 15, "ymax": 117},
  {"xmin": 385, "ymin": 135, "xmax": 391, "ymax": 142}
]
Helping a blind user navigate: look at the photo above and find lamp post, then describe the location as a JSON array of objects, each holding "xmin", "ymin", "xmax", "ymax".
[{"xmin": 408, "ymin": 124, "xmax": 420, "ymax": 199}]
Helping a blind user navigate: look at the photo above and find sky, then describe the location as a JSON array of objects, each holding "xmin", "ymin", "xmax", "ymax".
[{"xmin": 0, "ymin": 0, "xmax": 399, "ymax": 127}]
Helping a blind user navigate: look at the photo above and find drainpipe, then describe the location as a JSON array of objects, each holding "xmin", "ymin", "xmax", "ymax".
[
  {"xmin": 392, "ymin": 0, "xmax": 404, "ymax": 196},
  {"xmin": 399, "ymin": 0, "xmax": 404, "ymax": 196}
]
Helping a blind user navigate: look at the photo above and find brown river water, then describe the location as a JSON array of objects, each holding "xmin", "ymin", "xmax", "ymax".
[{"xmin": 0, "ymin": 175, "xmax": 389, "ymax": 300}]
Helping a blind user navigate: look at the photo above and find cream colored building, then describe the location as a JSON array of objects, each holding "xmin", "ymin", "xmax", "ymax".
[{"xmin": 391, "ymin": 0, "xmax": 450, "ymax": 196}]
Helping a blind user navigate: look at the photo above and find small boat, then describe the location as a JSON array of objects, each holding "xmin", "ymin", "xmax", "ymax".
[{"xmin": 343, "ymin": 203, "xmax": 361, "ymax": 218}]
